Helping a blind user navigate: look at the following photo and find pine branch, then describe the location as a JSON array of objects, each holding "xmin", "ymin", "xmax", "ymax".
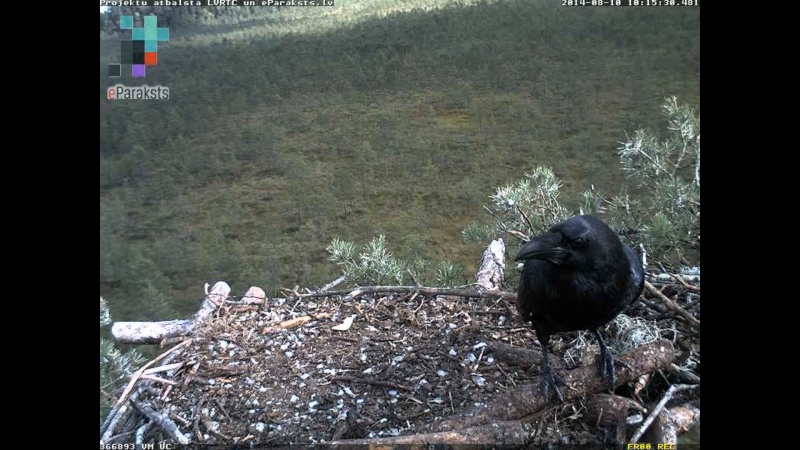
[{"xmin": 298, "ymin": 285, "xmax": 516, "ymax": 300}]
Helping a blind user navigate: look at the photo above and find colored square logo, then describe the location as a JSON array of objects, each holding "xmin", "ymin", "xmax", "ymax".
[
  {"xmin": 119, "ymin": 15, "xmax": 133, "ymax": 29},
  {"xmin": 108, "ymin": 64, "xmax": 122, "ymax": 77},
  {"xmin": 111, "ymin": 15, "xmax": 168, "ymax": 79}
]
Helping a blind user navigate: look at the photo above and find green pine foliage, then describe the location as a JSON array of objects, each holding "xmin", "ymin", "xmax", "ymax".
[
  {"xmin": 465, "ymin": 97, "xmax": 700, "ymax": 267},
  {"xmin": 471, "ymin": 166, "xmax": 573, "ymax": 240},
  {"xmin": 435, "ymin": 261, "xmax": 465, "ymax": 287},
  {"xmin": 326, "ymin": 236, "xmax": 468, "ymax": 287},
  {"xmin": 581, "ymin": 96, "xmax": 700, "ymax": 264},
  {"xmin": 100, "ymin": 298, "xmax": 145, "ymax": 426},
  {"xmin": 326, "ymin": 235, "xmax": 405, "ymax": 285}
]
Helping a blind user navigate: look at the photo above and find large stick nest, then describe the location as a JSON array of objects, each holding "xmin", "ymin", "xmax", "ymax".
[{"xmin": 104, "ymin": 282, "xmax": 699, "ymax": 447}]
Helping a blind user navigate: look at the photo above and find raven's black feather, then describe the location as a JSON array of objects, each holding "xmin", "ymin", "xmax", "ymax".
[{"xmin": 516, "ymin": 215, "xmax": 644, "ymax": 401}]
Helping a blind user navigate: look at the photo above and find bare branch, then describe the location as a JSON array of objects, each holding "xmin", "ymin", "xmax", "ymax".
[
  {"xmin": 319, "ymin": 274, "xmax": 349, "ymax": 293},
  {"xmin": 298, "ymin": 285, "xmax": 516, "ymax": 301},
  {"xmin": 131, "ymin": 398, "xmax": 191, "ymax": 445},
  {"xmin": 645, "ymin": 281, "xmax": 700, "ymax": 327},
  {"xmin": 507, "ymin": 229, "xmax": 529, "ymax": 243},
  {"xmin": 630, "ymin": 384, "xmax": 699, "ymax": 443},
  {"xmin": 516, "ymin": 205, "xmax": 535, "ymax": 234}
]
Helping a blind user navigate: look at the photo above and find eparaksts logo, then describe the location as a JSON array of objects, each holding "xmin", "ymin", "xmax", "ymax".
[{"xmin": 107, "ymin": 84, "xmax": 169, "ymax": 100}]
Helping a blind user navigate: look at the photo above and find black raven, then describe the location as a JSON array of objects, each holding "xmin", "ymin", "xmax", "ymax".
[{"xmin": 516, "ymin": 215, "xmax": 644, "ymax": 402}]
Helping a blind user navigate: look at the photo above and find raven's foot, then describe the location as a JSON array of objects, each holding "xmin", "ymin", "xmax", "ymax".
[
  {"xmin": 599, "ymin": 349, "xmax": 630, "ymax": 389},
  {"xmin": 593, "ymin": 329, "xmax": 629, "ymax": 390},
  {"xmin": 541, "ymin": 364, "xmax": 567, "ymax": 403}
]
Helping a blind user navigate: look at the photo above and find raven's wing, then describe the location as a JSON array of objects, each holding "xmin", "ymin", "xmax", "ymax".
[{"xmin": 623, "ymin": 245, "xmax": 645, "ymax": 304}]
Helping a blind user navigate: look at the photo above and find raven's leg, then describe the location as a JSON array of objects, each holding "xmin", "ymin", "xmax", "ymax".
[
  {"xmin": 537, "ymin": 334, "xmax": 566, "ymax": 402},
  {"xmin": 593, "ymin": 329, "xmax": 629, "ymax": 389}
]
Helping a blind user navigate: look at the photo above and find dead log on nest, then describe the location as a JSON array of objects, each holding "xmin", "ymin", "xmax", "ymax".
[
  {"xmin": 485, "ymin": 341, "xmax": 556, "ymax": 369},
  {"xmin": 331, "ymin": 420, "xmax": 534, "ymax": 448},
  {"xmin": 330, "ymin": 340, "xmax": 674, "ymax": 446},
  {"xmin": 475, "ymin": 238, "xmax": 506, "ymax": 291},
  {"xmin": 427, "ymin": 339, "xmax": 675, "ymax": 433},
  {"xmin": 643, "ymin": 401, "xmax": 700, "ymax": 444},
  {"xmin": 583, "ymin": 394, "xmax": 646, "ymax": 443},
  {"xmin": 584, "ymin": 394, "xmax": 646, "ymax": 428},
  {"xmin": 631, "ymin": 384, "xmax": 700, "ymax": 443},
  {"xmin": 111, "ymin": 282, "xmax": 234, "ymax": 345}
]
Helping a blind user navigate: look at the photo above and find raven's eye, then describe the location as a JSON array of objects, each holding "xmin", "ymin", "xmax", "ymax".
[{"xmin": 572, "ymin": 238, "xmax": 585, "ymax": 248}]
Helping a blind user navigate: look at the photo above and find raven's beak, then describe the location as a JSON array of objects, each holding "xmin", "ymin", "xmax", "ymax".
[{"xmin": 516, "ymin": 232, "xmax": 565, "ymax": 262}]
